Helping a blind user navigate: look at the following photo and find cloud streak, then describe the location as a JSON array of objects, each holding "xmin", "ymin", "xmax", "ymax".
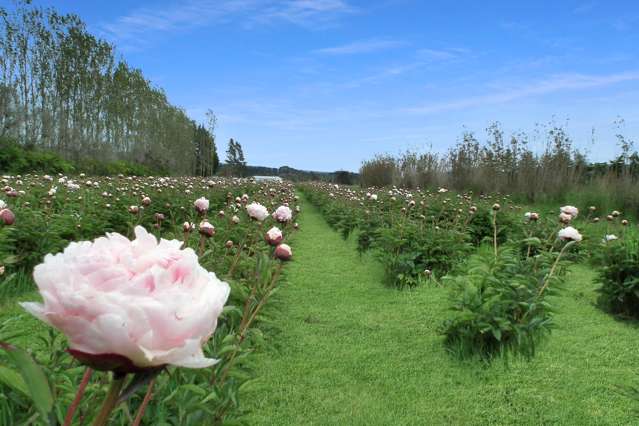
[
  {"xmin": 314, "ymin": 38, "xmax": 406, "ymax": 55},
  {"xmin": 403, "ymin": 71, "xmax": 639, "ymax": 115},
  {"xmin": 100, "ymin": 0, "xmax": 353, "ymax": 49}
]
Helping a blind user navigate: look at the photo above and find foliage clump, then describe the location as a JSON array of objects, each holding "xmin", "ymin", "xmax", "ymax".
[
  {"xmin": 595, "ymin": 238, "xmax": 639, "ymax": 318},
  {"xmin": 440, "ymin": 243, "xmax": 569, "ymax": 360}
]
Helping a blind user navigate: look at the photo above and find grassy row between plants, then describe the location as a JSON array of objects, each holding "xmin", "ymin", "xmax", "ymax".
[{"xmin": 242, "ymin": 197, "xmax": 638, "ymax": 425}]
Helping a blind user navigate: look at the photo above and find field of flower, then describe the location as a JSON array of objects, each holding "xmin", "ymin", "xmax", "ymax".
[
  {"xmin": 0, "ymin": 175, "xmax": 299, "ymax": 425},
  {"xmin": 1, "ymin": 177, "xmax": 639, "ymax": 425},
  {"xmin": 300, "ymin": 182, "xmax": 638, "ymax": 356}
]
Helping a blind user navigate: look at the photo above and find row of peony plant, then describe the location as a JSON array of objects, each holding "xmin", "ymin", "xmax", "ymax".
[
  {"xmin": 0, "ymin": 175, "xmax": 299, "ymax": 425},
  {"xmin": 300, "ymin": 182, "xmax": 637, "ymax": 359}
]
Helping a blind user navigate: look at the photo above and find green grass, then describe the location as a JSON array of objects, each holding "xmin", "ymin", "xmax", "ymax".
[{"xmin": 242, "ymin": 198, "xmax": 639, "ymax": 425}]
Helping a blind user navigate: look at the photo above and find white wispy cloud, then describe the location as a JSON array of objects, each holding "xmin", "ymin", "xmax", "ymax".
[
  {"xmin": 416, "ymin": 48, "xmax": 467, "ymax": 62},
  {"xmin": 314, "ymin": 38, "xmax": 406, "ymax": 55},
  {"xmin": 573, "ymin": 1, "xmax": 597, "ymax": 14},
  {"xmin": 100, "ymin": 0, "xmax": 353, "ymax": 49},
  {"xmin": 403, "ymin": 71, "xmax": 639, "ymax": 115}
]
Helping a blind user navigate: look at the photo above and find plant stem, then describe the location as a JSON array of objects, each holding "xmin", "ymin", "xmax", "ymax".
[
  {"xmin": 63, "ymin": 368, "xmax": 94, "ymax": 426},
  {"xmin": 492, "ymin": 210, "xmax": 498, "ymax": 258},
  {"xmin": 131, "ymin": 379, "xmax": 155, "ymax": 426},
  {"xmin": 198, "ymin": 234, "xmax": 207, "ymax": 257},
  {"xmin": 537, "ymin": 241, "xmax": 575, "ymax": 298},
  {"xmin": 92, "ymin": 374, "xmax": 126, "ymax": 426}
]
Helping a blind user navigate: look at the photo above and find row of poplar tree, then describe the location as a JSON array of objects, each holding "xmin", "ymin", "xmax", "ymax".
[{"xmin": 0, "ymin": 1, "xmax": 221, "ymax": 176}]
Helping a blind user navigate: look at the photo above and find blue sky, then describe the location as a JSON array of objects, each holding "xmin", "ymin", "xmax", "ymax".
[{"xmin": 27, "ymin": 0, "xmax": 639, "ymax": 171}]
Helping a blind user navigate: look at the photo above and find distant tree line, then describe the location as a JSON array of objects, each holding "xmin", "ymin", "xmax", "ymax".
[{"xmin": 0, "ymin": 1, "xmax": 218, "ymax": 175}]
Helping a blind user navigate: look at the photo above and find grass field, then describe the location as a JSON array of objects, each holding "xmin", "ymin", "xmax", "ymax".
[{"xmin": 241, "ymin": 197, "xmax": 638, "ymax": 425}]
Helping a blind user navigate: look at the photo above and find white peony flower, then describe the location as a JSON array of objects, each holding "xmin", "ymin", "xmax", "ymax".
[{"xmin": 558, "ymin": 226, "xmax": 582, "ymax": 242}]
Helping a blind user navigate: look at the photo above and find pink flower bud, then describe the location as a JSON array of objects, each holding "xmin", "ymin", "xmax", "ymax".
[
  {"xmin": 199, "ymin": 221, "xmax": 215, "ymax": 237},
  {"xmin": 274, "ymin": 243, "xmax": 293, "ymax": 261},
  {"xmin": 0, "ymin": 209, "xmax": 15, "ymax": 225}
]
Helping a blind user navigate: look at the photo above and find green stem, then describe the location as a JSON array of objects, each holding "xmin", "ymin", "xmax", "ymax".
[
  {"xmin": 92, "ymin": 374, "xmax": 126, "ymax": 426},
  {"xmin": 537, "ymin": 241, "xmax": 575, "ymax": 298},
  {"xmin": 492, "ymin": 210, "xmax": 498, "ymax": 258}
]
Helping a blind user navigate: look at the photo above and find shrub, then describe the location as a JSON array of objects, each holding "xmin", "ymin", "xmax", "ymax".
[
  {"xmin": 0, "ymin": 137, "xmax": 74, "ymax": 174},
  {"xmin": 440, "ymin": 243, "xmax": 571, "ymax": 360},
  {"xmin": 595, "ymin": 237, "xmax": 639, "ymax": 318},
  {"xmin": 374, "ymin": 222, "xmax": 471, "ymax": 288},
  {"xmin": 467, "ymin": 208, "xmax": 520, "ymax": 247}
]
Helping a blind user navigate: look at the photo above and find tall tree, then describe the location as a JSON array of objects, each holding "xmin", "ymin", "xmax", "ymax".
[
  {"xmin": 0, "ymin": 1, "xmax": 216, "ymax": 175},
  {"xmin": 225, "ymin": 138, "xmax": 247, "ymax": 177}
]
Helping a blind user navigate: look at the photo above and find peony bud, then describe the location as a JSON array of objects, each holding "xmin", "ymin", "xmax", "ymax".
[
  {"xmin": 199, "ymin": 221, "xmax": 215, "ymax": 237},
  {"xmin": 0, "ymin": 209, "xmax": 15, "ymax": 225},
  {"xmin": 274, "ymin": 244, "xmax": 293, "ymax": 261}
]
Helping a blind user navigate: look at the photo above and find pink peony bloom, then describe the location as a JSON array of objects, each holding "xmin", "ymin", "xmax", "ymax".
[
  {"xmin": 560, "ymin": 205, "xmax": 579, "ymax": 219},
  {"xmin": 246, "ymin": 202, "xmax": 269, "ymax": 221},
  {"xmin": 272, "ymin": 205, "xmax": 293, "ymax": 223},
  {"xmin": 194, "ymin": 197, "xmax": 209, "ymax": 214},
  {"xmin": 265, "ymin": 226, "xmax": 283, "ymax": 246},
  {"xmin": 20, "ymin": 226, "xmax": 229, "ymax": 372}
]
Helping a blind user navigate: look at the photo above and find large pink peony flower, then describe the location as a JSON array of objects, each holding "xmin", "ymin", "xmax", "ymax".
[
  {"xmin": 20, "ymin": 226, "xmax": 229, "ymax": 372},
  {"xmin": 272, "ymin": 205, "xmax": 293, "ymax": 223},
  {"xmin": 194, "ymin": 197, "xmax": 209, "ymax": 214},
  {"xmin": 246, "ymin": 202, "xmax": 269, "ymax": 221}
]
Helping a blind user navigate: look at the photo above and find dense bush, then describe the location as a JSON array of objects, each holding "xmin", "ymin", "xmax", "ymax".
[
  {"xmin": 374, "ymin": 222, "xmax": 471, "ymax": 288},
  {"xmin": 596, "ymin": 237, "xmax": 639, "ymax": 318},
  {"xmin": 0, "ymin": 138, "xmax": 74, "ymax": 174},
  {"xmin": 440, "ymin": 243, "xmax": 570, "ymax": 360},
  {"xmin": 0, "ymin": 137, "xmax": 165, "ymax": 176},
  {"xmin": 467, "ymin": 208, "xmax": 521, "ymax": 247}
]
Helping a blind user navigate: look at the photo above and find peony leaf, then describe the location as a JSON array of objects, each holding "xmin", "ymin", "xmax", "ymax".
[
  {"xmin": 0, "ymin": 342, "xmax": 53, "ymax": 423},
  {"xmin": 0, "ymin": 365, "xmax": 29, "ymax": 396}
]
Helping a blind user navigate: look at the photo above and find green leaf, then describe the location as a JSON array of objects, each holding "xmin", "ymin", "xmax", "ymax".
[
  {"xmin": 491, "ymin": 328, "xmax": 502, "ymax": 341},
  {"xmin": 0, "ymin": 365, "xmax": 29, "ymax": 396},
  {"xmin": 0, "ymin": 342, "xmax": 53, "ymax": 422}
]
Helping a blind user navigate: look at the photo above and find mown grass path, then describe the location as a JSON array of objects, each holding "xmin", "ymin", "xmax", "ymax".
[{"xmin": 242, "ymin": 198, "xmax": 639, "ymax": 425}]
